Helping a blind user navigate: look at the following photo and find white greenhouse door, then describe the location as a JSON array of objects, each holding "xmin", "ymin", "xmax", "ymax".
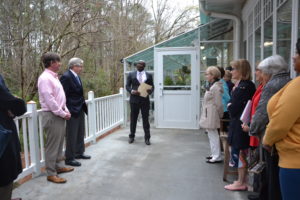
[{"xmin": 155, "ymin": 47, "xmax": 199, "ymax": 129}]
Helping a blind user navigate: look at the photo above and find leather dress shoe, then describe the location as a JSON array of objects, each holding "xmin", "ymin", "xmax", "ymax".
[
  {"xmin": 128, "ymin": 138, "xmax": 134, "ymax": 144},
  {"xmin": 145, "ymin": 139, "xmax": 151, "ymax": 145},
  {"xmin": 47, "ymin": 175, "xmax": 66, "ymax": 183},
  {"xmin": 75, "ymin": 154, "xmax": 91, "ymax": 159},
  {"xmin": 65, "ymin": 160, "xmax": 81, "ymax": 167},
  {"xmin": 57, "ymin": 167, "xmax": 74, "ymax": 174}
]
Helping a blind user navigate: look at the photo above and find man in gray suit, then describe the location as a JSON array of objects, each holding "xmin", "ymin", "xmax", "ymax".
[{"xmin": 60, "ymin": 58, "xmax": 90, "ymax": 167}]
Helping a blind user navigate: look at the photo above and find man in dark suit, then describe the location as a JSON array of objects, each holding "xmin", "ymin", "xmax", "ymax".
[
  {"xmin": 0, "ymin": 74, "xmax": 26, "ymax": 200},
  {"xmin": 126, "ymin": 60, "xmax": 154, "ymax": 145},
  {"xmin": 60, "ymin": 57, "xmax": 90, "ymax": 167}
]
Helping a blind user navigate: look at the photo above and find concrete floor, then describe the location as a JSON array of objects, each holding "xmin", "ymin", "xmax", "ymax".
[{"xmin": 12, "ymin": 127, "xmax": 249, "ymax": 200}]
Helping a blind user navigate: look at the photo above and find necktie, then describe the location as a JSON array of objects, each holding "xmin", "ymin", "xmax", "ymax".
[
  {"xmin": 138, "ymin": 72, "xmax": 143, "ymax": 83},
  {"xmin": 76, "ymin": 76, "xmax": 81, "ymax": 85}
]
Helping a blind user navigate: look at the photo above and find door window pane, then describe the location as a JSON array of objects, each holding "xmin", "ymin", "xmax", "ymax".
[{"xmin": 163, "ymin": 54, "xmax": 191, "ymax": 90}]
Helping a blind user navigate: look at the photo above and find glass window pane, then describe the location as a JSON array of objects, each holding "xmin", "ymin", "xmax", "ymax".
[
  {"xmin": 277, "ymin": 0, "xmax": 292, "ymax": 65},
  {"xmin": 125, "ymin": 47, "xmax": 154, "ymax": 71},
  {"xmin": 248, "ymin": 35, "xmax": 253, "ymax": 66},
  {"xmin": 200, "ymin": 42, "xmax": 233, "ymax": 99},
  {"xmin": 157, "ymin": 29, "xmax": 199, "ymax": 48},
  {"xmin": 264, "ymin": 16, "xmax": 273, "ymax": 58},
  {"xmin": 200, "ymin": 42, "xmax": 233, "ymax": 70},
  {"xmin": 255, "ymin": 28, "xmax": 261, "ymax": 64},
  {"xmin": 200, "ymin": 19, "xmax": 233, "ymax": 41},
  {"xmin": 163, "ymin": 54, "xmax": 191, "ymax": 90}
]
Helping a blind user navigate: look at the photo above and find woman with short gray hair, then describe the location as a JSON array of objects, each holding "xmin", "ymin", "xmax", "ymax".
[
  {"xmin": 249, "ymin": 55, "xmax": 291, "ymax": 200},
  {"xmin": 250, "ymin": 55, "xmax": 290, "ymax": 137},
  {"xmin": 257, "ymin": 55, "xmax": 289, "ymax": 76}
]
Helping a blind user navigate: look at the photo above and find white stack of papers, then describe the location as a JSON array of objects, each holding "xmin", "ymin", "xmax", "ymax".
[{"xmin": 240, "ymin": 100, "xmax": 252, "ymax": 124}]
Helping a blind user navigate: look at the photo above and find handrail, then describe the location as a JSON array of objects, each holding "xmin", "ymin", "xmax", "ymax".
[{"xmin": 14, "ymin": 89, "xmax": 125, "ymax": 181}]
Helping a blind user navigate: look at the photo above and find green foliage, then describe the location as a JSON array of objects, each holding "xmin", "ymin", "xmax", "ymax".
[
  {"xmin": 83, "ymin": 68, "xmax": 112, "ymax": 98},
  {"xmin": 174, "ymin": 65, "xmax": 191, "ymax": 85},
  {"xmin": 164, "ymin": 75, "xmax": 174, "ymax": 85}
]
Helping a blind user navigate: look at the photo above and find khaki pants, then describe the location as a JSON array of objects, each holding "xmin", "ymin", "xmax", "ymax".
[
  {"xmin": 0, "ymin": 182, "xmax": 13, "ymax": 200},
  {"xmin": 42, "ymin": 112, "xmax": 66, "ymax": 176}
]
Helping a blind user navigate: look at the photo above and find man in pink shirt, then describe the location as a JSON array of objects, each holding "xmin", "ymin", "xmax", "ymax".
[{"xmin": 38, "ymin": 52, "xmax": 74, "ymax": 184}]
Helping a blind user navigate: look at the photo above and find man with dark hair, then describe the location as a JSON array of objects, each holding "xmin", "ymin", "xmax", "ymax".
[
  {"xmin": 60, "ymin": 57, "xmax": 90, "ymax": 167},
  {"xmin": 126, "ymin": 60, "xmax": 154, "ymax": 145},
  {"xmin": 42, "ymin": 52, "xmax": 61, "ymax": 68},
  {"xmin": 38, "ymin": 52, "xmax": 74, "ymax": 184}
]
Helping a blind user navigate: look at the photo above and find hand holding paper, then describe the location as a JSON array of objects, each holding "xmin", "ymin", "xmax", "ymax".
[{"xmin": 138, "ymin": 83, "xmax": 152, "ymax": 98}]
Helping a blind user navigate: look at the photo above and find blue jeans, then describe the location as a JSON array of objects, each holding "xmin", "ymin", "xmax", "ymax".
[{"xmin": 279, "ymin": 167, "xmax": 300, "ymax": 200}]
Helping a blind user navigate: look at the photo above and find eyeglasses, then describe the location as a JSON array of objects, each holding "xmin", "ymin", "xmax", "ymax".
[{"xmin": 232, "ymin": 67, "xmax": 237, "ymax": 71}]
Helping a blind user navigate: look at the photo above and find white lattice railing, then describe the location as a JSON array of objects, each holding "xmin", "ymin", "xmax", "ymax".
[{"xmin": 14, "ymin": 88, "xmax": 125, "ymax": 181}]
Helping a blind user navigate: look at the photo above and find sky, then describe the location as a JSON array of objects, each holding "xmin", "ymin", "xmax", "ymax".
[
  {"xmin": 145, "ymin": 0, "xmax": 199, "ymax": 23},
  {"xmin": 170, "ymin": 0, "xmax": 198, "ymax": 8},
  {"xmin": 145, "ymin": 0, "xmax": 199, "ymax": 12}
]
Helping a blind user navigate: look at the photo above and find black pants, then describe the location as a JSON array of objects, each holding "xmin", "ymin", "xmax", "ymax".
[
  {"xmin": 0, "ymin": 182, "xmax": 13, "ymax": 200},
  {"xmin": 259, "ymin": 149, "xmax": 282, "ymax": 200},
  {"xmin": 65, "ymin": 110, "xmax": 85, "ymax": 161},
  {"xmin": 129, "ymin": 101, "xmax": 150, "ymax": 139}
]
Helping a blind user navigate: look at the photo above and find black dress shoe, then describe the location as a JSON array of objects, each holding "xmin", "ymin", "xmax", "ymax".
[
  {"xmin": 65, "ymin": 160, "xmax": 81, "ymax": 167},
  {"xmin": 75, "ymin": 154, "xmax": 91, "ymax": 159},
  {"xmin": 128, "ymin": 138, "xmax": 134, "ymax": 144},
  {"xmin": 145, "ymin": 139, "xmax": 151, "ymax": 145}
]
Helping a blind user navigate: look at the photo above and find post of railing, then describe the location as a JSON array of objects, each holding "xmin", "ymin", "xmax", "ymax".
[
  {"xmin": 27, "ymin": 101, "xmax": 41, "ymax": 177},
  {"xmin": 88, "ymin": 91, "xmax": 97, "ymax": 143},
  {"xmin": 119, "ymin": 88, "xmax": 125, "ymax": 127}
]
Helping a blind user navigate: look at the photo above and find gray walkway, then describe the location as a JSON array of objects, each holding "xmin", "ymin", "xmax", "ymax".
[{"xmin": 13, "ymin": 127, "xmax": 249, "ymax": 200}]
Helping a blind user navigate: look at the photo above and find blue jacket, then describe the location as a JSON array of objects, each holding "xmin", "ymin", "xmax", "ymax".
[{"xmin": 220, "ymin": 79, "xmax": 230, "ymax": 112}]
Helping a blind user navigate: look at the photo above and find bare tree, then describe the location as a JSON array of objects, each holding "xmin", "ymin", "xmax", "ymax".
[
  {"xmin": 151, "ymin": 0, "xmax": 199, "ymax": 43},
  {"xmin": 0, "ymin": 0, "xmax": 198, "ymax": 100}
]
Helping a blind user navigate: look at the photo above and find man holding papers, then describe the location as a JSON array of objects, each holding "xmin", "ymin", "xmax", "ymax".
[{"xmin": 126, "ymin": 60, "xmax": 154, "ymax": 145}]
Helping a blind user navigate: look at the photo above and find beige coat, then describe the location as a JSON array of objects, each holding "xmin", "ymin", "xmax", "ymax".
[{"xmin": 200, "ymin": 81, "xmax": 224, "ymax": 129}]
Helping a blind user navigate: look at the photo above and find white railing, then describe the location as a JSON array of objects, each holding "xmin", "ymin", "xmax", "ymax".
[{"xmin": 14, "ymin": 89, "xmax": 125, "ymax": 181}]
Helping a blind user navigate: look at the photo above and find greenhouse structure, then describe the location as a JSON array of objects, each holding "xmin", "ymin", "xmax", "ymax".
[{"xmin": 123, "ymin": 0, "xmax": 300, "ymax": 129}]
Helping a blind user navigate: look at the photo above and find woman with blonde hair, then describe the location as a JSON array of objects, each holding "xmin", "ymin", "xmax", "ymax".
[
  {"xmin": 200, "ymin": 66, "xmax": 223, "ymax": 163},
  {"xmin": 224, "ymin": 59, "xmax": 256, "ymax": 191}
]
